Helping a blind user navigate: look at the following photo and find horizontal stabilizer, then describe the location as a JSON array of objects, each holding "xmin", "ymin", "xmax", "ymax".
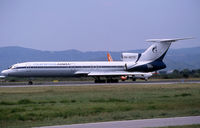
[{"xmin": 146, "ymin": 37, "xmax": 193, "ymax": 43}]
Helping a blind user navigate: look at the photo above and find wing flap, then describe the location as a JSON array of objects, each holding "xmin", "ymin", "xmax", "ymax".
[
  {"xmin": 88, "ymin": 71, "xmax": 139, "ymax": 76},
  {"xmin": 75, "ymin": 71, "xmax": 89, "ymax": 75}
]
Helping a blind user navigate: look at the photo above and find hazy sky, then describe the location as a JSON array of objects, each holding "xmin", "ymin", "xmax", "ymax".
[{"xmin": 0, "ymin": 0, "xmax": 199, "ymax": 51}]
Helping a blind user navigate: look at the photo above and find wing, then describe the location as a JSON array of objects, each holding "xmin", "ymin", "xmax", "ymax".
[
  {"xmin": 75, "ymin": 71, "xmax": 136, "ymax": 76},
  {"xmin": 75, "ymin": 71, "xmax": 152, "ymax": 78},
  {"xmin": 88, "ymin": 71, "xmax": 141, "ymax": 76}
]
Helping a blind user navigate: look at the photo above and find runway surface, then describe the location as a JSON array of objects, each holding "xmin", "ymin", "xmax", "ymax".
[
  {"xmin": 37, "ymin": 116, "xmax": 200, "ymax": 128},
  {"xmin": 0, "ymin": 80, "xmax": 200, "ymax": 88}
]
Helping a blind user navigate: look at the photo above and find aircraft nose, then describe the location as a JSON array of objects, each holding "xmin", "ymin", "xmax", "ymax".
[{"xmin": 1, "ymin": 70, "xmax": 9, "ymax": 76}]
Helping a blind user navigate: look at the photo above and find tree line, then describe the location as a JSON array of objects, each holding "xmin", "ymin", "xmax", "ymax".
[{"xmin": 154, "ymin": 69, "xmax": 200, "ymax": 79}]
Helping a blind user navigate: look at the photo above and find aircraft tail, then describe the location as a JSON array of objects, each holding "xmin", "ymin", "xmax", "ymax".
[
  {"xmin": 107, "ymin": 52, "xmax": 113, "ymax": 62},
  {"xmin": 138, "ymin": 38, "xmax": 193, "ymax": 62}
]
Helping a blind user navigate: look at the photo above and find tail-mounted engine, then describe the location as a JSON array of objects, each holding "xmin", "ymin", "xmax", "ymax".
[
  {"xmin": 125, "ymin": 62, "xmax": 135, "ymax": 71},
  {"xmin": 121, "ymin": 53, "xmax": 140, "ymax": 62}
]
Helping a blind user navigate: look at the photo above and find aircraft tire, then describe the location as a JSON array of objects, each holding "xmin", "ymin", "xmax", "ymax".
[
  {"xmin": 106, "ymin": 79, "xmax": 111, "ymax": 83},
  {"xmin": 106, "ymin": 79, "xmax": 119, "ymax": 83},
  {"xmin": 95, "ymin": 80, "xmax": 106, "ymax": 83},
  {"xmin": 132, "ymin": 78, "xmax": 136, "ymax": 81},
  {"xmin": 28, "ymin": 81, "xmax": 33, "ymax": 85},
  {"xmin": 113, "ymin": 79, "xmax": 119, "ymax": 83}
]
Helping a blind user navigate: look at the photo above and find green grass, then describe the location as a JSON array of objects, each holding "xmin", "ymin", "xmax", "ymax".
[{"xmin": 0, "ymin": 83, "xmax": 200, "ymax": 128}]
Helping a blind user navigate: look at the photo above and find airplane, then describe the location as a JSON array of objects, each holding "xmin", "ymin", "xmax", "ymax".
[
  {"xmin": 107, "ymin": 52, "xmax": 113, "ymax": 62},
  {"xmin": 1, "ymin": 38, "xmax": 192, "ymax": 84},
  {"xmin": 107, "ymin": 52, "xmax": 152, "ymax": 81}
]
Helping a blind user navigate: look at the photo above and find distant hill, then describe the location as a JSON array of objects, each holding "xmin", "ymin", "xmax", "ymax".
[{"xmin": 0, "ymin": 46, "xmax": 200, "ymax": 72}]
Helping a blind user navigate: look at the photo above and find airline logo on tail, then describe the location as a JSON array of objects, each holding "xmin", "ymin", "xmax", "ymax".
[{"xmin": 152, "ymin": 46, "xmax": 157, "ymax": 53}]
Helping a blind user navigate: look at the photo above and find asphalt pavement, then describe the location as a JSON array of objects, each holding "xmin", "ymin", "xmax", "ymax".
[
  {"xmin": 36, "ymin": 116, "xmax": 200, "ymax": 128},
  {"xmin": 0, "ymin": 80, "xmax": 200, "ymax": 88}
]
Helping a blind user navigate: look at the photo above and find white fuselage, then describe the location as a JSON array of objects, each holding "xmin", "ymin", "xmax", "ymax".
[{"xmin": 2, "ymin": 61, "xmax": 126, "ymax": 77}]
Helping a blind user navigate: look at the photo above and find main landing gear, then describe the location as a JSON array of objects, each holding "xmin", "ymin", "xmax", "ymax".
[
  {"xmin": 106, "ymin": 79, "xmax": 119, "ymax": 83},
  {"xmin": 94, "ymin": 79, "xmax": 106, "ymax": 83},
  {"xmin": 94, "ymin": 77, "xmax": 119, "ymax": 83},
  {"xmin": 28, "ymin": 81, "xmax": 33, "ymax": 85}
]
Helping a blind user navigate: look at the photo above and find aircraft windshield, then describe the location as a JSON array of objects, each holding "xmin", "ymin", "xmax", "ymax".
[{"xmin": 8, "ymin": 65, "xmax": 15, "ymax": 69}]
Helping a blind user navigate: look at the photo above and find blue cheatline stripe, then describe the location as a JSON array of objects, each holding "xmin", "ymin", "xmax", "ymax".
[
  {"xmin": 155, "ymin": 47, "xmax": 170, "ymax": 61},
  {"xmin": 14, "ymin": 66, "xmax": 124, "ymax": 69}
]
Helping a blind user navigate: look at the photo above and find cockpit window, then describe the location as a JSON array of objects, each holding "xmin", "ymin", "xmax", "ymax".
[{"xmin": 8, "ymin": 65, "xmax": 16, "ymax": 69}]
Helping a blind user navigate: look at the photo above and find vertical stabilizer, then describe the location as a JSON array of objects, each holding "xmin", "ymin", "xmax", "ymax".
[
  {"xmin": 107, "ymin": 52, "xmax": 113, "ymax": 62},
  {"xmin": 138, "ymin": 38, "xmax": 193, "ymax": 62}
]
